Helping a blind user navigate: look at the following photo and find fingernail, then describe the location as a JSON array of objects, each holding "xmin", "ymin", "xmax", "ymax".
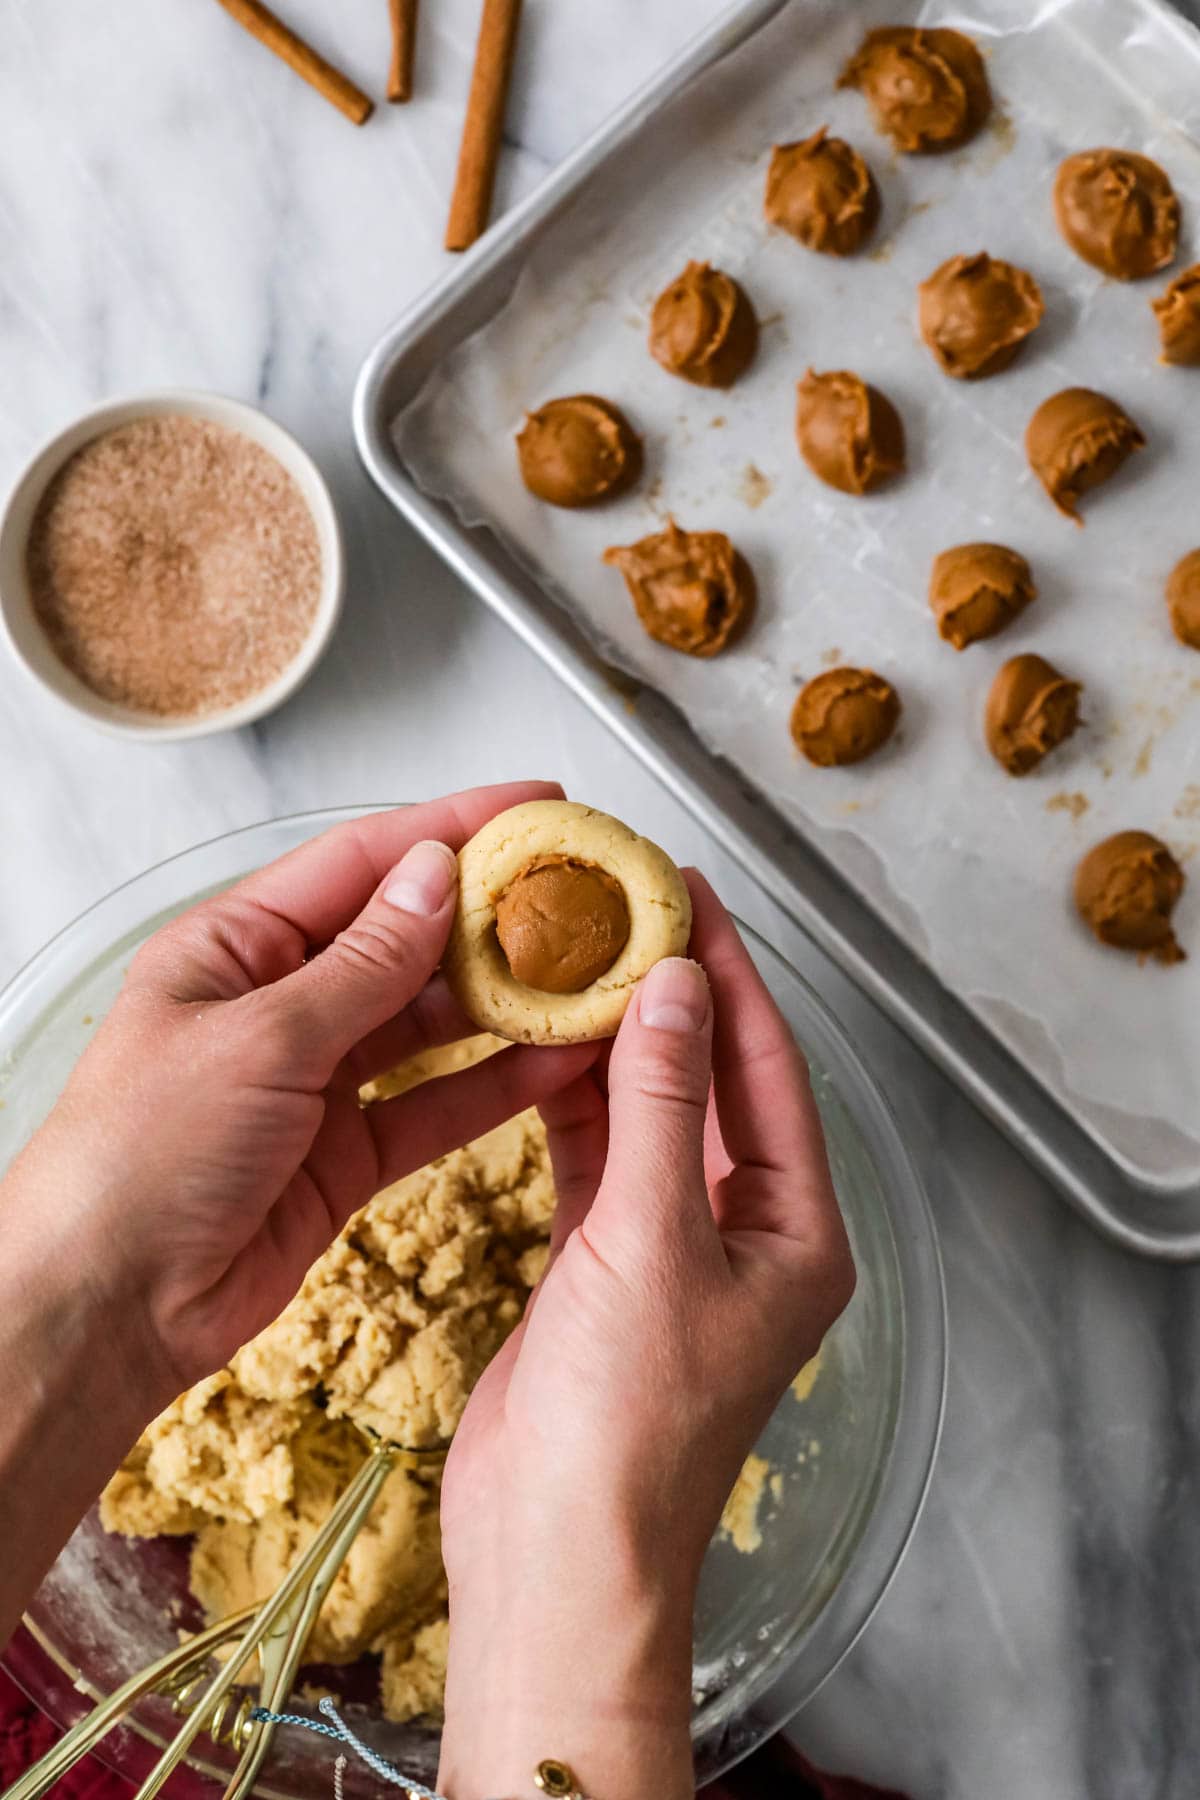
[
  {"xmin": 639, "ymin": 957, "xmax": 709, "ymax": 1033},
  {"xmin": 383, "ymin": 841, "xmax": 457, "ymax": 917}
]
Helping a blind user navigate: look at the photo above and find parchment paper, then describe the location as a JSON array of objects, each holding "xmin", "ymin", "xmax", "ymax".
[{"xmin": 395, "ymin": 0, "xmax": 1200, "ymax": 1187}]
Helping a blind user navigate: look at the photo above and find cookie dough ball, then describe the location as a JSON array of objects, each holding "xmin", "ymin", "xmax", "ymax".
[
  {"xmin": 516, "ymin": 395, "xmax": 642, "ymax": 508},
  {"xmin": 796, "ymin": 369, "xmax": 905, "ymax": 495},
  {"xmin": 985, "ymin": 653, "xmax": 1081, "ymax": 776},
  {"xmin": 929, "ymin": 543, "xmax": 1036, "ymax": 650},
  {"xmin": 763, "ymin": 129, "xmax": 879, "ymax": 256},
  {"xmin": 1053, "ymin": 149, "xmax": 1180, "ymax": 281},
  {"xmin": 1152, "ymin": 264, "xmax": 1200, "ymax": 365},
  {"xmin": 790, "ymin": 667, "xmax": 901, "ymax": 766},
  {"xmin": 1166, "ymin": 548, "xmax": 1200, "ymax": 649},
  {"xmin": 918, "ymin": 252, "xmax": 1045, "ymax": 379},
  {"xmin": 444, "ymin": 800, "xmax": 693, "ymax": 1043},
  {"xmin": 837, "ymin": 26, "xmax": 991, "ymax": 155},
  {"xmin": 603, "ymin": 519, "xmax": 753, "ymax": 657},
  {"xmin": 1025, "ymin": 387, "xmax": 1145, "ymax": 523},
  {"xmin": 648, "ymin": 261, "xmax": 758, "ymax": 389},
  {"xmin": 1074, "ymin": 831, "xmax": 1186, "ymax": 964}
]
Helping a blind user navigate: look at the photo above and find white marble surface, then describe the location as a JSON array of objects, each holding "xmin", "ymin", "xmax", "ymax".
[{"xmin": 2, "ymin": 3, "xmax": 1199, "ymax": 1796}]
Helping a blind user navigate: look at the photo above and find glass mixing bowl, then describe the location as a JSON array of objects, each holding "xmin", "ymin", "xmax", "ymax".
[{"xmin": 0, "ymin": 810, "xmax": 944, "ymax": 1796}]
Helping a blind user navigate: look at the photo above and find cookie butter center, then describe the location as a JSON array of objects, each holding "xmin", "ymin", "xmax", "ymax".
[{"xmin": 494, "ymin": 856, "xmax": 631, "ymax": 994}]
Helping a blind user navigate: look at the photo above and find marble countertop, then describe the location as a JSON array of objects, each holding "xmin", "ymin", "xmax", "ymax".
[{"xmin": 3, "ymin": 3, "xmax": 1198, "ymax": 1796}]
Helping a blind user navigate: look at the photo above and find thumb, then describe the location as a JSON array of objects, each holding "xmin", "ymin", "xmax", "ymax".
[
  {"xmin": 589, "ymin": 957, "xmax": 716, "ymax": 1253},
  {"xmin": 250, "ymin": 839, "xmax": 459, "ymax": 1081}
]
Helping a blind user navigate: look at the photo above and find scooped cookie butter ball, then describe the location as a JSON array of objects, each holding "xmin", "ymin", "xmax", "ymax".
[
  {"xmin": 1053, "ymin": 149, "xmax": 1180, "ymax": 280},
  {"xmin": 1152, "ymin": 265, "xmax": 1200, "ymax": 365},
  {"xmin": 837, "ymin": 26, "xmax": 991, "ymax": 154},
  {"xmin": 763, "ymin": 129, "xmax": 879, "ymax": 256},
  {"xmin": 1166, "ymin": 548, "xmax": 1200, "ymax": 650},
  {"xmin": 985, "ymin": 653, "xmax": 1081, "ymax": 777},
  {"xmin": 603, "ymin": 520, "xmax": 754, "ymax": 657},
  {"xmin": 918, "ymin": 252, "xmax": 1045, "ymax": 379},
  {"xmin": 1025, "ymin": 387, "xmax": 1145, "ymax": 523},
  {"xmin": 929, "ymin": 543, "xmax": 1036, "ymax": 650},
  {"xmin": 444, "ymin": 800, "xmax": 693, "ymax": 1043},
  {"xmin": 495, "ymin": 857, "xmax": 630, "ymax": 994},
  {"xmin": 516, "ymin": 395, "xmax": 642, "ymax": 508},
  {"xmin": 648, "ymin": 261, "xmax": 758, "ymax": 389},
  {"xmin": 791, "ymin": 667, "xmax": 901, "ymax": 767},
  {"xmin": 796, "ymin": 369, "xmax": 905, "ymax": 495},
  {"xmin": 1074, "ymin": 831, "xmax": 1186, "ymax": 965}
]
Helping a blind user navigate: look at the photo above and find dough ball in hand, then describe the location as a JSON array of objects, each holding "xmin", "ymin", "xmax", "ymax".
[
  {"xmin": 837, "ymin": 26, "xmax": 991, "ymax": 154},
  {"xmin": 604, "ymin": 519, "xmax": 754, "ymax": 657},
  {"xmin": 790, "ymin": 666, "xmax": 901, "ymax": 766},
  {"xmin": 1054, "ymin": 149, "xmax": 1180, "ymax": 281},
  {"xmin": 796, "ymin": 369, "xmax": 905, "ymax": 495},
  {"xmin": 516, "ymin": 395, "xmax": 642, "ymax": 508},
  {"xmin": 763, "ymin": 129, "xmax": 879, "ymax": 256},
  {"xmin": 918, "ymin": 252, "xmax": 1044, "ymax": 379},
  {"xmin": 648, "ymin": 261, "xmax": 758, "ymax": 388},
  {"xmin": 1025, "ymin": 387, "xmax": 1144, "ymax": 523},
  {"xmin": 929, "ymin": 543, "xmax": 1036, "ymax": 650},
  {"xmin": 1074, "ymin": 831, "xmax": 1186, "ymax": 964},
  {"xmin": 984, "ymin": 653, "xmax": 1081, "ymax": 776}
]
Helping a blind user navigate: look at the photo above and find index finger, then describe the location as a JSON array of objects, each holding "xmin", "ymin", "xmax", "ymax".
[
  {"xmin": 231, "ymin": 781, "xmax": 564, "ymax": 952},
  {"xmin": 685, "ymin": 870, "xmax": 838, "ymax": 1237}
]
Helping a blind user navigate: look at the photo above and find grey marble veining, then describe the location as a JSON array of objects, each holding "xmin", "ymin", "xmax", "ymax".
[{"xmin": 2, "ymin": 5, "xmax": 1199, "ymax": 1798}]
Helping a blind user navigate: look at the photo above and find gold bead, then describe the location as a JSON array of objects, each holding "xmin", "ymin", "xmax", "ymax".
[{"xmin": 534, "ymin": 1760, "xmax": 577, "ymax": 1798}]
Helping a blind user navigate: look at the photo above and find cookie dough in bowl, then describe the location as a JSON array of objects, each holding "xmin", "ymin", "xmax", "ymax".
[{"xmin": 443, "ymin": 800, "xmax": 692, "ymax": 1044}]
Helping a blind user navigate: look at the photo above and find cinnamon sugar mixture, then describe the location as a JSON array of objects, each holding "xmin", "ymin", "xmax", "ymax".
[{"xmin": 26, "ymin": 415, "xmax": 322, "ymax": 717}]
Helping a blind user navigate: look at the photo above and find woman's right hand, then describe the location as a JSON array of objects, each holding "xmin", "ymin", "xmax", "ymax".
[{"xmin": 439, "ymin": 872, "xmax": 855, "ymax": 1800}]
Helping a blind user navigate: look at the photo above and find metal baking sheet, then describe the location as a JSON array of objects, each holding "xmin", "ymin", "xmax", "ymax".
[{"xmin": 354, "ymin": 0, "xmax": 1200, "ymax": 1259}]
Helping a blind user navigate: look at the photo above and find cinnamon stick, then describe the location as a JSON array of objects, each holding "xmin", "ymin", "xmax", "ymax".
[
  {"xmin": 388, "ymin": 0, "xmax": 419, "ymax": 102},
  {"xmin": 445, "ymin": 0, "xmax": 523, "ymax": 251},
  {"xmin": 214, "ymin": 0, "xmax": 375, "ymax": 126}
]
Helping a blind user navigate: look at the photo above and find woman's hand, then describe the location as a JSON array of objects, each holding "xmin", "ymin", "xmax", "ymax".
[
  {"xmin": 439, "ymin": 873, "xmax": 855, "ymax": 1800},
  {"xmin": 0, "ymin": 781, "xmax": 593, "ymax": 1647}
]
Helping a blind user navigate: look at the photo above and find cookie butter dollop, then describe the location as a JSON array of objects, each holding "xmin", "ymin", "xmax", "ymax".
[
  {"xmin": 603, "ymin": 520, "xmax": 753, "ymax": 657},
  {"xmin": 837, "ymin": 26, "xmax": 991, "ymax": 155},
  {"xmin": 495, "ymin": 857, "xmax": 631, "ymax": 993},
  {"xmin": 516, "ymin": 395, "xmax": 642, "ymax": 508},
  {"xmin": 1074, "ymin": 831, "xmax": 1186, "ymax": 964},
  {"xmin": 649, "ymin": 261, "xmax": 758, "ymax": 389},
  {"xmin": 796, "ymin": 369, "xmax": 905, "ymax": 495},
  {"xmin": 929, "ymin": 543, "xmax": 1036, "ymax": 650},
  {"xmin": 985, "ymin": 653, "xmax": 1081, "ymax": 776},
  {"xmin": 1025, "ymin": 387, "xmax": 1145, "ymax": 523},
  {"xmin": 763, "ymin": 129, "xmax": 879, "ymax": 256},
  {"xmin": 1152, "ymin": 264, "xmax": 1200, "ymax": 365},
  {"xmin": 1053, "ymin": 149, "xmax": 1180, "ymax": 281},
  {"xmin": 1166, "ymin": 548, "xmax": 1200, "ymax": 650},
  {"xmin": 918, "ymin": 252, "xmax": 1045, "ymax": 379},
  {"xmin": 791, "ymin": 666, "xmax": 901, "ymax": 766}
]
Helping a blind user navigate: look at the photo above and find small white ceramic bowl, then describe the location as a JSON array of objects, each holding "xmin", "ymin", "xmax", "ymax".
[{"xmin": 0, "ymin": 390, "xmax": 345, "ymax": 742}]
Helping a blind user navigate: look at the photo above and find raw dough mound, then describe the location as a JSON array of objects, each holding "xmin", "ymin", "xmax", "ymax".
[
  {"xmin": 1054, "ymin": 149, "xmax": 1180, "ymax": 281},
  {"xmin": 443, "ymin": 800, "xmax": 692, "ymax": 1044},
  {"xmin": 1166, "ymin": 548, "xmax": 1200, "ymax": 650},
  {"xmin": 929, "ymin": 543, "xmax": 1036, "ymax": 650},
  {"xmin": 763, "ymin": 129, "xmax": 879, "ymax": 256},
  {"xmin": 918, "ymin": 252, "xmax": 1044, "ymax": 379},
  {"xmin": 1074, "ymin": 831, "xmax": 1186, "ymax": 964},
  {"xmin": 604, "ymin": 518, "xmax": 754, "ymax": 657},
  {"xmin": 649, "ymin": 261, "xmax": 758, "ymax": 388},
  {"xmin": 1025, "ymin": 387, "xmax": 1145, "ymax": 523},
  {"xmin": 837, "ymin": 26, "xmax": 991, "ymax": 155},
  {"xmin": 516, "ymin": 395, "xmax": 642, "ymax": 508},
  {"xmin": 796, "ymin": 369, "xmax": 905, "ymax": 495},
  {"xmin": 1153, "ymin": 265, "xmax": 1200, "ymax": 366},
  {"xmin": 984, "ymin": 653, "xmax": 1081, "ymax": 777},
  {"xmin": 790, "ymin": 667, "xmax": 901, "ymax": 766}
]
